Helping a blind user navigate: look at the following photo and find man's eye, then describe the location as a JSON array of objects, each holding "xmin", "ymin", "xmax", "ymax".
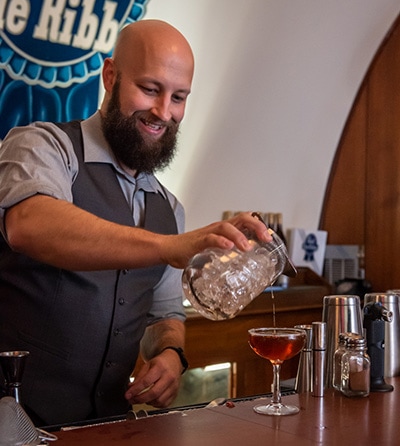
[
  {"xmin": 172, "ymin": 95, "xmax": 185, "ymax": 103},
  {"xmin": 142, "ymin": 86, "xmax": 157, "ymax": 94}
]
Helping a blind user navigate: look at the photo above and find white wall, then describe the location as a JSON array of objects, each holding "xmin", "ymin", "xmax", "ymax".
[{"xmin": 144, "ymin": 0, "xmax": 400, "ymax": 232}]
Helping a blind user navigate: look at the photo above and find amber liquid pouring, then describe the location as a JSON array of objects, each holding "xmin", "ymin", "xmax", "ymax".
[
  {"xmin": 249, "ymin": 330, "xmax": 306, "ymax": 365},
  {"xmin": 271, "ymin": 288, "xmax": 276, "ymax": 327}
]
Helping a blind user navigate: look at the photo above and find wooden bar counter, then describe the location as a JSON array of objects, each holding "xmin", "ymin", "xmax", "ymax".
[
  {"xmin": 184, "ymin": 267, "xmax": 331, "ymax": 396},
  {"xmin": 54, "ymin": 377, "xmax": 400, "ymax": 445}
]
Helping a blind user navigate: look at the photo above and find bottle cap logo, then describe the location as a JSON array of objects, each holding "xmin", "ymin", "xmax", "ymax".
[{"xmin": 0, "ymin": 0, "xmax": 148, "ymax": 137}]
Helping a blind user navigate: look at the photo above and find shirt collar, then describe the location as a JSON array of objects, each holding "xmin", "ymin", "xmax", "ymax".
[{"xmin": 81, "ymin": 111, "xmax": 167, "ymax": 198}]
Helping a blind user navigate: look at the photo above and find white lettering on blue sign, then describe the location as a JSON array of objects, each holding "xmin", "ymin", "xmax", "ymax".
[
  {"xmin": 0, "ymin": 0, "xmax": 30, "ymax": 35},
  {"xmin": 0, "ymin": 0, "xmax": 119, "ymax": 53}
]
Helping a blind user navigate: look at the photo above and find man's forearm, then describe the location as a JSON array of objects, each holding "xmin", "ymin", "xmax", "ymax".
[
  {"xmin": 5, "ymin": 194, "xmax": 169, "ymax": 270},
  {"xmin": 140, "ymin": 319, "xmax": 185, "ymax": 362},
  {"xmin": 5, "ymin": 195, "xmax": 272, "ymax": 271}
]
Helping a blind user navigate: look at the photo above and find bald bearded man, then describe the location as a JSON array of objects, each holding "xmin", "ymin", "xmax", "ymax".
[{"xmin": 0, "ymin": 20, "xmax": 270, "ymax": 426}]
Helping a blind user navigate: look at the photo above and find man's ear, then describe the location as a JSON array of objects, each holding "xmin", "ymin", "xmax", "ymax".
[{"xmin": 102, "ymin": 58, "xmax": 116, "ymax": 93}]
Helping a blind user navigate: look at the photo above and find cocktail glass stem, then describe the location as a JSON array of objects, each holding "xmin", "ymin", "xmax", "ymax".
[{"xmin": 271, "ymin": 363, "xmax": 282, "ymax": 405}]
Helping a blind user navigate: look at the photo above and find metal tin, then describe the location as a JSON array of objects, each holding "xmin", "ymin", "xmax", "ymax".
[
  {"xmin": 322, "ymin": 295, "xmax": 363, "ymax": 387},
  {"xmin": 312, "ymin": 322, "xmax": 326, "ymax": 397}
]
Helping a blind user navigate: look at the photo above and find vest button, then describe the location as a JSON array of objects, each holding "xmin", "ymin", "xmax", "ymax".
[
  {"xmin": 113, "ymin": 328, "xmax": 121, "ymax": 336},
  {"xmin": 106, "ymin": 361, "xmax": 112, "ymax": 368},
  {"xmin": 118, "ymin": 298, "xmax": 125, "ymax": 305},
  {"xmin": 122, "ymin": 269, "xmax": 129, "ymax": 275}
]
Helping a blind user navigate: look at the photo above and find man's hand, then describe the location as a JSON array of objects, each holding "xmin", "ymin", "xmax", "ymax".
[
  {"xmin": 161, "ymin": 211, "xmax": 272, "ymax": 269},
  {"xmin": 125, "ymin": 348, "xmax": 182, "ymax": 407}
]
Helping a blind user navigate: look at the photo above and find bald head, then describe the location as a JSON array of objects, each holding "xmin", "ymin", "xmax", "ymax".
[
  {"xmin": 113, "ymin": 20, "xmax": 194, "ymax": 74},
  {"xmin": 101, "ymin": 20, "xmax": 194, "ymax": 116}
]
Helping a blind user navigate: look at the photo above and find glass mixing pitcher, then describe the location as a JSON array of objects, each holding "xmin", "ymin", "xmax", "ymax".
[{"xmin": 182, "ymin": 228, "xmax": 296, "ymax": 321}]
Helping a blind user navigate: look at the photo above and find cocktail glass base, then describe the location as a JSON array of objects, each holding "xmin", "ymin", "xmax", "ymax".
[{"xmin": 253, "ymin": 402, "xmax": 300, "ymax": 416}]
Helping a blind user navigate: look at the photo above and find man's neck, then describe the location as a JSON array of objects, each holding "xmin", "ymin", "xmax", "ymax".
[{"xmin": 119, "ymin": 162, "xmax": 138, "ymax": 178}]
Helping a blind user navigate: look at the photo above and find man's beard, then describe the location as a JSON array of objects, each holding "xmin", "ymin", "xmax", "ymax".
[{"xmin": 101, "ymin": 81, "xmax": 179, "ymax": 174}]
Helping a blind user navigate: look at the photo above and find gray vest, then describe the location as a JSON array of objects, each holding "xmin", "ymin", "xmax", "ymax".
[{"xmin": 0, "ymin": 121, "xmax": 178, "ymax": 425}]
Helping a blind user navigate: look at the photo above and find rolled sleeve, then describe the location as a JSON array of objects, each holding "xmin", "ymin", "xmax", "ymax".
[
  {"xmin": 146, "ymin": 197, "xmax": 186, "ymax": 325},
  {"xmin": 147, "ymin": 264, "xmax": 186, "ymax": 325},
  {"xmin": 0, "ymin": 122, "xmax": 78, "ymax": 238}
]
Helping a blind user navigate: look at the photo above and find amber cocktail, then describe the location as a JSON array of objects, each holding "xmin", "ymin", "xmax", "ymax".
[{"xmin": 248, "ymin": 327, "xmax": 306, "ymax": 415}]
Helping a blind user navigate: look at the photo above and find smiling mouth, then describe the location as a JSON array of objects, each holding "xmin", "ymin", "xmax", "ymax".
[{"xmin": 142, "ymin": 119, "xmax": 165, "ymax": 132}]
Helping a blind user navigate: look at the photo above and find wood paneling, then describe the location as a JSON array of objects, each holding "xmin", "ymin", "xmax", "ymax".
[
  {"xmin": 320, "ymin": 14, "xmax": 400, "ymax": 291},
  {"xmin": 319, "ymin": 87, "xmax": 367, "ymax": 246}
]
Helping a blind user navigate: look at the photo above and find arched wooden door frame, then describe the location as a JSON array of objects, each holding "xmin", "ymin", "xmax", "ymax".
[{"xmin": 319, "ymin": 13, "xmax": 400, "ymax": 291}]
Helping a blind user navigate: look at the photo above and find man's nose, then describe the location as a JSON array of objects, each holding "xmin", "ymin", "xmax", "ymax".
[{"xmin": 151, "ymin": 96, "xmax": 172, "ymax": 122}]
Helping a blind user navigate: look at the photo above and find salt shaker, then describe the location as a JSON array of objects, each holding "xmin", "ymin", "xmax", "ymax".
[
  {"xmin": 341, "ymin": 334, "xmax": 370, "ymax": 397},
  {"xmin": 332, "ymin": 333, "xmax": 348, "ymax": 391}
]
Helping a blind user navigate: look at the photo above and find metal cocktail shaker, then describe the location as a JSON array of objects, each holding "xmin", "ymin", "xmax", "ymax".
[
  {"xmin": 294, "ymin": 324, "xmax": 313, "ymax": 393},
  {"xmin": 365, "ymin": 292, "xmax": 400, "ymax": 377},
  {"xmin": 322, "ymin": 295, "xmax": 363, "ymax": 387},
  {"xmin": 312, "ymin": 321, "xmax": 326, "ymax": 397}
]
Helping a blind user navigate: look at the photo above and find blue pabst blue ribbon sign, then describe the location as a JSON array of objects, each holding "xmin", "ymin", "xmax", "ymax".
[{"xmin": 0, "ymin": 0, "xmax": 149, "ymax": 139}]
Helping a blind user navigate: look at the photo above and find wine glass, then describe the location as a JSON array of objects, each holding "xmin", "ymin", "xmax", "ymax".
[{"xmin": 248, "ymin": 327, "xmax": 306, "ymax": 416}]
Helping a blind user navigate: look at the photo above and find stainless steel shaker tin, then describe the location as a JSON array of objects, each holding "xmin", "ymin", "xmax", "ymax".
[
  {"xmin": 365, "ymin": 292, "xmax": 400, "ymax": 377},
  {"xmin": 312, "ymin": 321, "xmax": 327, "ymax": 397},
  {"xmin": 322, "ymin": 295, "xmax": 363, "ymax": 387},
  {"xmin": 294, "ymin": 324, "xmax": 313, "ymax": 393}
]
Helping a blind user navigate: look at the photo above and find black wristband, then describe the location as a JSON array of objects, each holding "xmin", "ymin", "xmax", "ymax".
[{"xmin": 162, "ymin": 346, "xmax": 188, "ymax": 374}]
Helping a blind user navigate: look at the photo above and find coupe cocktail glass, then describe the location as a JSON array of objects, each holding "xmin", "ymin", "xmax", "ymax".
[{"xmin": 248, "ymin": 327, "xmax": 306, "ymax": 415}]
